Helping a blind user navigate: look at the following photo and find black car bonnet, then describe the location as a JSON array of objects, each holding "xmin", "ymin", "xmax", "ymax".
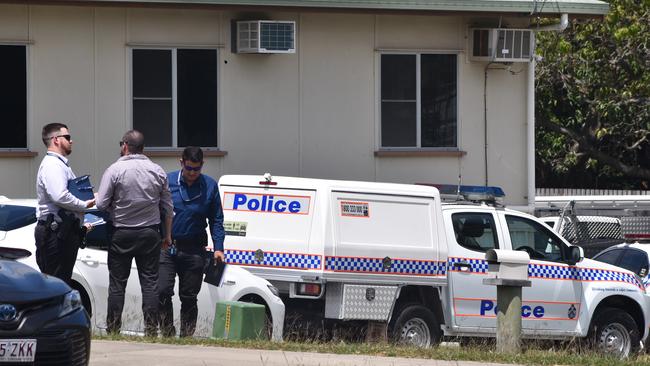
[{"xmin": 0, "ymin": 258, "xmax": 70, "ymax": 303}]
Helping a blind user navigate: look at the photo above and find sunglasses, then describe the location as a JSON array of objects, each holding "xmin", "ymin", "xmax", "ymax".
[
  {"xmin": 183, "ymin": 164, "xmax": 203, "ymax": 172},
  {"xmin": 119, "ymin": 141, "xmax": 127, "ymax": 147},
  {"xmin": 52, "ymin": 134, "xmax": 71, "ymax": 142}
]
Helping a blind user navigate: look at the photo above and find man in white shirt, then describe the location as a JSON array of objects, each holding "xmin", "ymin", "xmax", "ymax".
[{"xmin": 35, "ymin": 123, "xmax": 95, "ymax": 284}]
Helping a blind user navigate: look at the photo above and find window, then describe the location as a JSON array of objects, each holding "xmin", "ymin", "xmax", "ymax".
[
  {"xmin": 132, "ymin": 48, "xmax": 218, "ymax": 148},
  {"xmin": 618, "ymin": 249, "xmax": 649, "ymax": 277},
  {"xmin": 506, "ymin": 215, "xmax": 566, "ymax": 262},
  {"xmin": 0, "ymin": 205, "xmax": 36, "ymax": 231},
  {"xmin": 452, "ymin": 212, "xmax": 498, "ymax": 252},
  {"xmin": 0, "ymin": 45, "xmax": 27, "ymax": 148},
  {"xmin": 380, "ymin": 53, "xmax": 457, "ymax": 148},
  {"xmin": 593, "ymin": 249, "xmax": 624, "ymax": 266}
]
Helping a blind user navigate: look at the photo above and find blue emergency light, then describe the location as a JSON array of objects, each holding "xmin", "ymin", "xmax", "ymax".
[{"xmin": 417, "ymin": 183, "xmax": 505, "ymax": 203}]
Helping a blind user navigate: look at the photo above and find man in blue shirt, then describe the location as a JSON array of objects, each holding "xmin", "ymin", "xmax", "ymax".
[{"xmin": 158, "ymin": 146, "xmax": 225, "ymax": 337}]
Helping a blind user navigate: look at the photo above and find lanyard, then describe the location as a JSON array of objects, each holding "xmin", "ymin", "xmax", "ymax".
[
  {"xmin": 47, "ymin": 152, "xmax": 69, "ymax": 167},
  {"xmin": 177, "ymin": 173, "xmax": 204, "ymax": 202}
]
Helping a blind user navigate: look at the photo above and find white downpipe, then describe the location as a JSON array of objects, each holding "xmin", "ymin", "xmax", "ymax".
[
  {"xmin": 526, "ymin": 13, "xmax": 569, "ymax": 213},
  {"xmin": 527, "ymin": 56, "xmax": 536, "ymax": 213}
]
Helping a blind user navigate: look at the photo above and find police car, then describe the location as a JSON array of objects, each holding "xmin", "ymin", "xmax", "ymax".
[
  {"xmin": 0, "ymin": 197, "xmax": 285, "ymax": 341},
  {"xmin": 218, "ymin": 174, "xmax": 650, "ymax": 358}
]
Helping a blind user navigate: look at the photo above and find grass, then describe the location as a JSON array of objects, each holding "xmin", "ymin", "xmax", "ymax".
[{"xmin": 93, "ymin": 334, "xmax": 650, "ymax": 366}]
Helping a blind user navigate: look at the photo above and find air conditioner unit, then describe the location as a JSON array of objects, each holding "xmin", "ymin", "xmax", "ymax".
[
  {"xmin": 235, "ymin": 20, "xmax": 296, "ymax": 54},
  {"xmin": 469, "ymin": 28, "xmax": 534, "ymax": 63}
]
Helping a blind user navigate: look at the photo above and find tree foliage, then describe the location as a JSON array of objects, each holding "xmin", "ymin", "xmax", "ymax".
[{"xmin": 535, "ymin": 0, "xmax": 650, "ymax": 188}]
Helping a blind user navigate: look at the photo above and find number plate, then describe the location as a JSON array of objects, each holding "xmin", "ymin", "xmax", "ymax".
[{"xmin": 0, "ymin": 339, "xmax": 37, "ymax": 362}]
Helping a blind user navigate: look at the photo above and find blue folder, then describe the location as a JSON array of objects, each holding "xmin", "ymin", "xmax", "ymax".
[{"xmin": 68, "ymin": 175, "xmax": 94, "ymax": 201}]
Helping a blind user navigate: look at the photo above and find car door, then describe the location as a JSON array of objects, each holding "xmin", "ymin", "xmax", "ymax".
[
  {"xmin": 75, "ymin": 214, "xmax": 145, "ymax": 334},
  {"xmin": 445, "ymin": 208, "xmax": 504, "ymax": 331},
  {"xmin": 498, "ymin": 211, "xmax": 583, "ymax": 333}
]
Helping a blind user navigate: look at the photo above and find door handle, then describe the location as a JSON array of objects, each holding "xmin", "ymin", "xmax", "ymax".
[
  {"xmin": 79, "ymin": 256, "xmax": 98, "ymax": 266},
  {"xmin": 454, "ymin": 261, "xmax": 472, "ymax": 271},
  {"xmin": 223, "ymin": 280, "xmax": 236, "ymax": 286}
]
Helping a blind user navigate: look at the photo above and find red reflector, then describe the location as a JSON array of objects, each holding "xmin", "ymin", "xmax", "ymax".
[
  {"xmin": 298, "ymin": 283, "xmax": 321, "ymax": 296},
  {"xmin": 259, "ymin": 181, "xmax": 278, "ymax": 185}
]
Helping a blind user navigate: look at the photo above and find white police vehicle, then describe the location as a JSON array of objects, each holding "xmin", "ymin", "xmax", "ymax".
[{"xmin": 219, "ymin": 175, "xmax": 650, "ymax": 357}]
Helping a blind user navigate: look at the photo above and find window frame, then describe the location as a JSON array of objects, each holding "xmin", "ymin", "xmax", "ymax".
[
  {"xmin": 451, "ymin": 212, "xmax": 500, "ymax": 252},
  {"xmin": 504, "ymin": 214, "xmax": 570, "ymax": 263},
  {"xmin": 376, "ymin": 51, "xmax": 460, "ymax": 151},
  {"xmin": 0, "ymin": 43, "xmax": 29, "ymax": 151},
  {"xmin": 128, "ymin": 46, "xmax": 221, "ymax": 149}
]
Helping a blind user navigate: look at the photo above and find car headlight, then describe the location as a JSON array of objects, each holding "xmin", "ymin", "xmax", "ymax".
[
  {"xmin": 267, "ymin": 284, "xmax": 280, "ymax": 297},
  {"xmin": 59, "ymin": 290, "xmax": 83, "ymax": 318}
]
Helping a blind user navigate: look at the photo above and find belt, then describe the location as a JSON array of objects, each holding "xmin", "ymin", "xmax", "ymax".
[
  {"xmin": 114, "ymin": 224, "xmax": 159, "ymax": 231},
  {"xmin": 174, "ymin": 235, "xmax": 207, "ymax": 247}
]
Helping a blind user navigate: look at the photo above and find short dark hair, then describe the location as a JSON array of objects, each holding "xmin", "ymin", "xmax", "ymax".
[
  {"xmin": 122, "ymin": 130, "xmax": 145, "ymax": 154},
  {"xmin": 41, "ymin": 123, "xmax": 68, "ymax": 146},
  {"xmin": 182, "ymin": 146, "xmax": 203, "ymax": 163}
]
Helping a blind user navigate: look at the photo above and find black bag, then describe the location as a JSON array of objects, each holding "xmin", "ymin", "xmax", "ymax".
[{"xmin": 203, "ymin": 253, "xmax": 226, "ymax": 287}]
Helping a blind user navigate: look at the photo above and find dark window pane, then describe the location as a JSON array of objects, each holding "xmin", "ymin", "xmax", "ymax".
[
  {"xmin": 0, "ymin": 45, "xmax": 27, "ymax": 148},
  {"xmin": 0, "ymin": 204, "xmax": 35, "ymax": 231},
  {"xmin": 618, "ymin": 249, "xmax": 648, "ymax": 275},
  {"xmin": 381, "ymin": 101, "xmax": 416, "ymax": 147},
  {"xmin": 381, "ymin": 55, "xmax": 415, "ymax": 101},
  {"xmin": 133, "ymin": 100, "xmax": 172, "ymax": 147},
  {"xmin": 133, "ymin": 49, "xmax": 171, "ymax": 98},
  {"xmin": 593, "ymin": 249, "xmax": 623, "ymax": 265},
  {"xmin": 452, "ymin": 212, "xmax": 499, "ymax": 252},
  {"xmin": 421, "ymin": 54, "xmax": 457, "ymax": 147},
  {"xmin": 505, "ymin": 215, "xmax": 565, "ymax": 262},
  {"xmin": 177, "ymin": 49, "xmax": 218, "ymax": 147}
]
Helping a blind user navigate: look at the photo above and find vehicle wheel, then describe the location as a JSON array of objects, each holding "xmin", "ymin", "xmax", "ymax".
[
  {"xmin": 590, "ymin": 308, "xmax": 640, "ymax": 358},
  {"xmin": 389, "ymin": 304, "xmax": 441, "ymax": 348}
]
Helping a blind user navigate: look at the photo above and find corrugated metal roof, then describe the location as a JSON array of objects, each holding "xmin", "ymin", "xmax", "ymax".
[{"xmin": 61, "ymin": 0, "xmax": 609, "ymax": 16}]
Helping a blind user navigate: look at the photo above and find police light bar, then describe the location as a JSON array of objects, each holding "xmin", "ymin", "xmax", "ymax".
[{"xmin": 417, "ymin": 183, "xmax": 505, "ymax": 203}]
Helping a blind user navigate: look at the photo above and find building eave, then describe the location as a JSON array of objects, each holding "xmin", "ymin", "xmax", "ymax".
[{"xmin": 7, "ymin": 0, "xmax": 610, "ymax": 16}]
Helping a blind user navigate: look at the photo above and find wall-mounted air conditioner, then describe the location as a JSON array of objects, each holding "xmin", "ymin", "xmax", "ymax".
[
  {"xmin": 235, "ymin": 20, "xmax": 296, "ymax": 54},
  {"xmin": 469, "ymin": 28, "xmax": 534, "ymax": 63}
]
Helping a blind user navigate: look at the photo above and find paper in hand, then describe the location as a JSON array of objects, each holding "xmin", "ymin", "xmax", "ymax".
[{"xmin": 84, "ymin": 213, "xmax": 106, "ymax": 227}]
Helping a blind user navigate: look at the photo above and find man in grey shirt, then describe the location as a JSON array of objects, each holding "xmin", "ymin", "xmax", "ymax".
[{"xmin": 96, "ymin": 130, "xmax": 173, "ymax": 337}]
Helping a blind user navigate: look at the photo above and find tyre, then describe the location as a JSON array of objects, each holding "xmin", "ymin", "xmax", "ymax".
[
  {"xmin": 590, "ymin": 307, "xmax": 640, "ymax": 359},
  {"xmin": 389, "ymin": 304, "xmax": 441, "ymax": 348}
]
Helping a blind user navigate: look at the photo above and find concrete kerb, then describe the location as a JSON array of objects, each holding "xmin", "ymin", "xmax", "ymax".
[{"xmin": 91, "ymin": 340, "xmax": 520, "ymax": 366}]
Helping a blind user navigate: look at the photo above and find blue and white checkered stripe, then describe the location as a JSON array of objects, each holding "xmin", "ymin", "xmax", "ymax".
[
  {"xmin": 325, "ymin": 257, "xmax": 446, "ymax": 276},
  {"xmin": 529, "ymin": 264, "xmax": 642, "ymax": 288},
  {"xmin": 447, "ymin": 257, "xmax": 489, "ymax": 274},
  {"xmin": 528, "ymin": 264, "xmax": 579, "ymax": 280},
  {"xmin": 225, "ymin": 249, "xmax": 321, "ymax": 270}
]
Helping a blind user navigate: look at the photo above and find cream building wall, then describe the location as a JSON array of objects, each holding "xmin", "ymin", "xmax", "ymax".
[{"xmin": 0, "ymin": 3, "xmax": 531, "ymax": 205}]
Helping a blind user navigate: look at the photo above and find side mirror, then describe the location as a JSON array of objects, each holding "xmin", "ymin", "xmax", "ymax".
[{"xmin": 567, "ymin": 246, "xmax": 584, "ymax": 265}]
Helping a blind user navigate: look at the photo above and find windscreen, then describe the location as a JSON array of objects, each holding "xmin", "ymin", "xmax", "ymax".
[{"xmin": 0, "ymin": 204, "xmax": 36, "ymax": 231}]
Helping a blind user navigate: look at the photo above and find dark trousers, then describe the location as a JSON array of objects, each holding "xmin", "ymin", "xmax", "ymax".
[
  {"xmin": 158, "ymin": 245, "xmax": 206, "ymax": 337},
  {"xmin": 34, "ymin": 221, "xmax": 80, "ymax": 285},
  {"xmin": 107, "ymin": 226, "xmax": 161, "ymax": 337}
]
